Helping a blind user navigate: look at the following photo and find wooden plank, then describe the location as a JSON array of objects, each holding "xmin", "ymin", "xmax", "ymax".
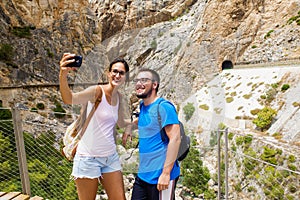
[
  {"xmin": 0, "ymin": 192, "xmax": 21, "ymax": 200},
  {"xmin": 29, "ymin": 197, "xmax": 43, "ymax": 200},
  {"xmin": 13, "ymin": 194, "xmax": 30, "ymax": 200},
  {"xmin": 0, "ymin": 192, "xmax": 6, "ymax": 197}
]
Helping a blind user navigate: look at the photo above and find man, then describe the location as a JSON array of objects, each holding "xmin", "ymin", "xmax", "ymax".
[{"xmin": 123, "ymin": 68, "xmax": 181, "ymax": 200}]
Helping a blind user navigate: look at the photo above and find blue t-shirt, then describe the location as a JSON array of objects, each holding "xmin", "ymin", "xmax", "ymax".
[{"xmin": 137, "ymin": 98, "xmax": 180, "ymax": 184}]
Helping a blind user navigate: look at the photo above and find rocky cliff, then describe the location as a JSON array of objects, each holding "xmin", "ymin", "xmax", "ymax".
[{"xmin": 1, "ymin": 0, "xmax": 299, "ymax": 104}]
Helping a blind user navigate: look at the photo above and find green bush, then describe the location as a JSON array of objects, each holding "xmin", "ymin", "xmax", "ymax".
[
  {"xmin": 288, "ymin": 155, "xmax": 296, "ymax": 163},
  {"xmin": 287, "ymin": 11, "xmax": 300, "ymax": 25},
  {"xmin": 235, "ymin": 136, "xmax": 244, "ymax": 146},
  {"xmin": 204, "ymin": 189, "xmax": 216, "ymax": 199},
  {"xmin": 46, "ymin": 48, "xmax": 54, "ymax": 58},
  {"xmin": 244, "ymin": 134, "xmax": 253, "ymax": 145},
  {"xmin": 272, "ymin": 132, "xmax": 283, "ymax": 139},
  {"xmin": 234, "ymin": 184, "xmax": 242, "ymax": 192},
  {"xmin": 288, "ymin": 184, "xmax": 297, "ymax": 193},
  {"xmin": 243, "ymin": 94, "xmax": 252, "ymax": 99},
  {"xmin": 243, "ymin": 148, "xmax": 257, "ymax": 176},
  {"xmin": 0, "ymin": 105, "xmax": 12, "ymax": 120},
  {"xmin": 253, "ymin": 107, "xmax": 277, "ymax": 131},
  {"xmin": 150, "ymin": 40, "xmax": 157, "ymax": 49},
  {"xmin": 199, "ymin": 104, "xmax": 209, "ymax": 110},
  {"xmin": 11, "ymin": 26, "xmax": 32, "ymax": 38},
  {"xmin": 0, "ymin": 44, "xmax": 14, "ymax": 62},
  {"xmin": 260, "ymin": 146, "xmax": 278, "ymax": 165},
  {"xmin": 271, "ymin": 83, "xmax": 279, "ymax": 89},
  {"xmin": 260, "ymin": 95, "xmax": 266, "ymax": 99},
  {"xmin": 53, "ymin": 102, "xmax": 66, "ymax": 118},
  {"xmin": 228, "ymin": 132, "xmax": 234, "ymax": 140},
  {"xmin": 231, "ymin": 145, "xmax": 236, "ymax": 152},
  {"xmin": 247, "ymin": 186, "xmax": 257, "ymax": 192},
  {"xmin": 287, "ymin": 164, "xmax": 297, "ymax": 171},
  {"xmin": 181, "ymin": 141, "xmax": 211, "ymax": 196},
  {"xmin": 36, "ymin": 103, "xmax": 45, "ymax": 110},
  {"xmin": 226, "ymin": 97, "xmax": 234, "ymax": 103},
  {"xmin": 183, "ymin": 102, "xmax": 195, "ymax": 121},
  {"xmin": 263, "ymin": 85, "xmax": 278, "ymax": 104},
  {"xmin": 281, "ymin": 84, "xmax": 290, "ymax": 92},
  {"xmin": 264, "ymin": 30, "xmax": 274, "ymax": 39}
]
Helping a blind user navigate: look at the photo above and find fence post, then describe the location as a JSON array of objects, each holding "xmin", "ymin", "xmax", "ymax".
[
  {"xmin": 224, "ymin": 128, "xmax": 228, "ymax": 200},
  {"xmin": 11, "ymin": 106, "xmax": 31, "ymax": 195},
  {"xmin": 217, "ymin": 129, "xmax": 221, "ymax": 200},
  {"xmin": 218, "ymin": 128, "xmax": 229, "ymax": 199}
]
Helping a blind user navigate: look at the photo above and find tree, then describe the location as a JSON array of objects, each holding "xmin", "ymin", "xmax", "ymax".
[{"xmin": 181, "ymin": 138, "xmax": 213, "ymax": 197}]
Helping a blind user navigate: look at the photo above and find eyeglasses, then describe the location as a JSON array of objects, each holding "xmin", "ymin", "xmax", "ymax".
[
  {"xmin": 111, "ymin": 69, "xmax": 126, "ymax": 76},
  {"xmin": 132, "ymin": 78, "xmax": 154, "ymax": 84}
]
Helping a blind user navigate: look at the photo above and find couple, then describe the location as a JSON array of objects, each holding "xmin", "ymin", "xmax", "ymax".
[{"xmin": 59, "ymin": 53, "xmax": 181, "ymax": 200}]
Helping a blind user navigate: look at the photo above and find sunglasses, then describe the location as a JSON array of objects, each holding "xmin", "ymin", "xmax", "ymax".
[{"xmin": 111, "ymin": 69, "xmax": 126, "ymax": 76}]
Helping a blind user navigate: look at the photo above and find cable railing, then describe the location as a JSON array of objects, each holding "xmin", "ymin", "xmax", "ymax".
[{"xmin": 0, "ymin": 106, "xmax": 299, "ymax": 200}]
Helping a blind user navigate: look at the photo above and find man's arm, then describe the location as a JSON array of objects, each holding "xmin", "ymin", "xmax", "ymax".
[{"xmin": 157, "ymin": 123, "xmax": 181, "ymax": 191}]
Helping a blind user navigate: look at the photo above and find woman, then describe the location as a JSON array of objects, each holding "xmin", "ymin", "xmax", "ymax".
[{"xmin": 59, "ymin": 53, "xmax": 131, "ymax": 200}]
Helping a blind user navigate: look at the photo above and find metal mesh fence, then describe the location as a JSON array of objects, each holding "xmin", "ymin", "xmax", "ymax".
[
  {"xmin": 0, "ymin": 118, "xmax": 22, "ymax": 191},
  {"xmin": 0, "ymin": 107, "xmax": 299, "ymax": 200},
  {"xmin": 0, "ymin": 107, "xmax": 77, "ymax": 200}
]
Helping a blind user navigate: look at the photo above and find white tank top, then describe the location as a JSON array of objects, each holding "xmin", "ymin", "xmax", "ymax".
[{"xmin": 76, "ymin": 86, "xmax": 119, "ymax": 157}]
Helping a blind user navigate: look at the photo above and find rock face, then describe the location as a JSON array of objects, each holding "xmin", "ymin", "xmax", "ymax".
[
  {"xmin": 1, "ymin": 1, "xmax": 300, "ymax": 137},
  {"xmin": 0, "ymin": 0, "xmax": 102, "ymax": 85},
  {"xmin": 1, "ymin": 0, "xmax": 299, "ymax": 102}
]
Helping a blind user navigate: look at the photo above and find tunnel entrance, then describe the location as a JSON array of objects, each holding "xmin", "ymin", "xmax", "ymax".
[{"xmin": 221, "ymin": 60, "xmax": 233, "ymax": 70}]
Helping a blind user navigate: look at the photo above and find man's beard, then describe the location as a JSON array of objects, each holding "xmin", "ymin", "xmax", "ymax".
[
  {"xmin": 136, "ymin": 93, "xmax": 148, "ymax": 98},
  {"xmin": 136, "ymin": 89, "xmax": 152, "ymax": 99}
]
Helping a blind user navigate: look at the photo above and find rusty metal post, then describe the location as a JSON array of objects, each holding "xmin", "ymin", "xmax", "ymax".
[
  {"xmin": 225, "ymin": 128, "xmax": 229, "ymax": 200},
  {"xmin": 217, "ymin": 129, "xmax": 221, "ymax": 200}
]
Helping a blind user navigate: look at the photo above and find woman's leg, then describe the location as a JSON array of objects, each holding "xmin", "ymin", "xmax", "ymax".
[
  {"xmin": 100, "ymin": 170, "xmax": 126, "ymax": 200},
  {"xmin": 75, "ymin": 178, "xmax": 98, "ymax": 200}
]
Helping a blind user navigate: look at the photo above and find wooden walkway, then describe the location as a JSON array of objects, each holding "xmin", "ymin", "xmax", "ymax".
[{"xmin": 0, "ymin": 192, "xmax": 43, "ymax": 200}]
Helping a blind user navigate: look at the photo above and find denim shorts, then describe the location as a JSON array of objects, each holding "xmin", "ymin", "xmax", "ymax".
[{"xmin": 71, "ymin": 152, "xmax": 122, "ymax": 179}]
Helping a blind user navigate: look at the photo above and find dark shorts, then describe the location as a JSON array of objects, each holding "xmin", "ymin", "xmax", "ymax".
[{"xmin": 131, "ymin": 176, "xmax": 179, "ymax": 200}]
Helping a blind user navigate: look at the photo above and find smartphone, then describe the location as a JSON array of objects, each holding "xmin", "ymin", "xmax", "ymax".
[{"xmin": 66, "ymin": 55, "xmax": 82, "ymax": 68}]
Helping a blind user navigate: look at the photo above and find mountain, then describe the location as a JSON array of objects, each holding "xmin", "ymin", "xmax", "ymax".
[{"xmin": 1, "ymin": 0, "xmax": 300, "ymax": 103}]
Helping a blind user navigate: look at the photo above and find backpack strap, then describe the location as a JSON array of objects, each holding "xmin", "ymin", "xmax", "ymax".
[
  {"xmin": 125, "ymin": 98, "xmax": 168, "ymax": 160},
  {"xmin": 157, "ymin": 98, "xmax": 168, "ymax": 142}
]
